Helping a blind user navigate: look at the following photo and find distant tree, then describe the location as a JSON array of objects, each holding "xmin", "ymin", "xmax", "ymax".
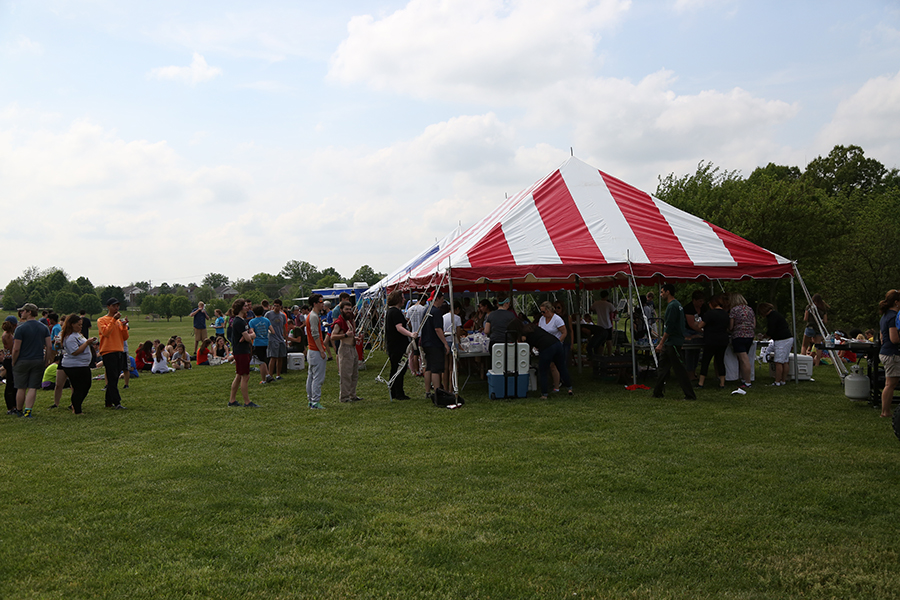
[
  {"xmin": 171, "ymin": 296, "xmax": 192, "ymax": 321},
  {"xmin": 196, "ymin": 285, "xmax": 216, "ymax": 303},
  {"xmin": 314, "ymin": 267, "xmax": 343, "ymax": 290},
  {"xmin": 280, "ymin": 260, "xmax": 321, "ymax": 288},
  {"xmin": 243, "ymin": 290, "xmax": 265, "ymax": 305},
  {"xmin": 79, "ymin": 293, "xmax": 103, "ymax": 317},
  {"xmin": 53, "ymin": 291, "xmax": 80, "ymax": 314},
  {"xmin": 207, "ymin": 299, "xmax": 229, "ymax": 314},
  {"xmin": 202, "ymin": 273, "xmax": 230, "ymax": 289},
  {"xmin": 803, "ymin": 144, "xmax": 888, "ymax": 196},
  {"xmin": 156, "ymin": 294, "xmax": 173, "ymax": 321},
  {"xmin": 158, "ymin": 283, "xmax": 172, "ymax": 295},
  {"xmin": 97, "ymin": 285, "xmax": 126, "ymax": 307},
  {"xmin": 141, "ymin": 295, "xmax": 158, "ymax": 315},
  {"xmin": 27, "ymin": 290, "xmax": 44, "ymax": 308},
  {"xmin": 75, "ymin": 276, "xmax": 95, "ymax": 295},
  {"xmin": 44, "ymin": 268, "xmax": 69, "ymax": 294},
  {"xmin": 63, "ymin": 280, "xmax": 82, "ymax": 297},
  {"xmin": 2, "ymin": 280, "xmax": 27, "ymax": 311},
  {"xmin": 250, "ymin": 272, "xmax": 284, "ymax": 298},
  {"xmin": 21, "ymin": 266, "xmax": 41, "ymax": 286},
  {"xmin": 131, "ymin": 281, "xmax": 150, "ymax": 292},
  {"xmin": 350, "ymin": 265, "xmax": 385, "ymax": 286}
]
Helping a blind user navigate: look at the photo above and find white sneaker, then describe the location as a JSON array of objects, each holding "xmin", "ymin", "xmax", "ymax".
[{"xmin": 731, "ymin": 388, "xmax": 747, "ymax": 395}]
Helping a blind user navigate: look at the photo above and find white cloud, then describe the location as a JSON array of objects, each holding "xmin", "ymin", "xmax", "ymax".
[
  {"xmin": 329, "ymin": 0, "xmax": 630, "ymax": 103},
  {"xmin": 672, "ymin": 0, "xmax": 735, "ymax": 13},
  {"xmin": 818, "ymin": 69, "xmax": 900, "ymax": 163},
  {"xmin": 148, "ymin": 52, "xmax": 222, "ymax": 85},
  {"xmin": 4, "ymin": 34, "xmax": 42, "ymax": 55},
  {"xmin": 0, "ymin": 107, "xmax": 253, "ymax": 286}
]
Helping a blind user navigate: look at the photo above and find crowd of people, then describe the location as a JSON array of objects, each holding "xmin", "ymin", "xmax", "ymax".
[{"xmin": 6, "ymin": 282, "xmax": 898, "ymax": 417}]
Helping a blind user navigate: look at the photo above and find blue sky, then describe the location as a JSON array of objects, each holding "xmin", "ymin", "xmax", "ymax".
[{"xmin": 2, "ymin": 0, "xmax": 899, "ymax": 289}]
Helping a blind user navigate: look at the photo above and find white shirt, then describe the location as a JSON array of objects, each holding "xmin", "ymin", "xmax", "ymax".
[
  {"xmin": 539, "ymin": 313, "xmax": 565, "ymax": 340},
  {"xmin": 443, "ymin": 312, "xmax": 462, "ymax": 344},
  {"xmin": 591, "ymin": 299, "xmax": 615, "ymax": 329}
]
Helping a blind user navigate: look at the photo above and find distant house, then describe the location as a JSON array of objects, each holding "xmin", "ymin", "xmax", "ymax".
[
  {"xmin": 122, "ymin": 286, "xmax": 144, "ymax": 305},
  {"xmin": 215, "ymin": 285, "xmax": 239, "ymax": 301},
  {"xmin": 278, "ymin": 284, "xmax": 294, "ymax": 299}
]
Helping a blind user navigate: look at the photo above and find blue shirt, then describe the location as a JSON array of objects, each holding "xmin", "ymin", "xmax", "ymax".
[
  {"xmin": 249, "ymin": 316, "xmax": 271, "ymax": 347},
  {"xmin": 883, "ymin": 310, "xmax": 900, "ymax": 355},
  {"xmin": 14, "ymin": 320, "xmax": 50, "ymax": 361},
  {"xmin": 213, "ymin": 316, "xmax": 225, "ymax": 334},
  {"xmin": 192, "ymin": 308, "xmax": 209, "ymax": 329}
]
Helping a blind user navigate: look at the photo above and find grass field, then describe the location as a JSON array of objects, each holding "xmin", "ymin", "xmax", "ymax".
[{"xmin": 0, "ymin": 317, "xmax": 898, "ymax": 599}]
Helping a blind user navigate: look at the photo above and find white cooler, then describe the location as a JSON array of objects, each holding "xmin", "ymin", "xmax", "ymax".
[
  {"xmin": 491, "ymin": 343, "xmax": 530, "ymax": 375},
  {"xmin": 770, "ymin": 353, "xmax": 813, "ymax": 381},
  {"xmin": 287, "ymin": 353, "xmax": 306, "ymax": 370}
]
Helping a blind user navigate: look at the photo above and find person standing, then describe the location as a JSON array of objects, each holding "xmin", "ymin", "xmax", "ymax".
[
  {"xmin": 878, "ymin": 290, "xmax": 900, "ymax": 418},
  {"xmin": 652, "ymin": 284, "xmax": 697, "ymax": 400},
  {"xmin": 265, "ymin": 299, "xmax": 288, "ymax": 381},
  {"xmin": 212, "ymin": 309, "xmax": 226, "ymax": 340},
  {"xmin": 79, "ymin": 310, "xmax": 91, "ymax": 338},
  {"xmin": 60, "ymin": 313, "xmax": 95, "ymax": 415},
  {"xmin": 190, "ymin": 302, "xmax": 210, "ymax": 356},
  {"xmin": 588, "ymin": 290, "xmax": 616, "ymax": 357},
  {"xmin": 405, "ymin": 295, "xmax": 427, "ymax": 376},
  {"xmin": 228, "ymin": 298, "xmax": 259, "ymax": 407},
  {"xmin": 695, "ymin": 294, "xmax": 730, "ymax": 389},
  {"xmin": 420, "ymin": 292, "xmax": 450, "ymax": 397},
  {"xmin": 2, "ymin": 316, "xmax": 17, "ymax": 414},
  {"xmin": 305, "ymin": 294, "xmax": 327, "ymax": 409},
  {"xmin": 758, "ymin": 302, "xmax": 793, "ymax": 386},
  {"xmin": 484, "ymin": 294, "xmax": 516, "ymax": 351},
  {"xmin": 11, "ymin": 303, "xmax": 53, "ymax": 417},
  {"xmin": 332, "ymin": 300, "xmax": 363, "ymax": 403},
  {"xmin": 97, "ymin": 298, "xmax": 129, "ymax": 409},
  {"xmin": 385, "ymin": 291, "xmax": 416, "ymax": 400},
  {"xmin": 248, "ymin": 306, "xmax": 272, "ymax": 384},
  {"xmin": 728, "ymin": 293, "xmax": 756, "ymax": 389}
]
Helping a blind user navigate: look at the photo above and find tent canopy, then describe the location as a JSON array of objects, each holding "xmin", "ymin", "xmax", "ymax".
[{"xmin": 390, "ymin": 157, "xmax": 792, "ymax": 292}]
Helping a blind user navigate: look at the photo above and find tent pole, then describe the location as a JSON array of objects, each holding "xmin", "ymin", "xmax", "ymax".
[
  {"xmin": 791, "ymin": 270, "xmax": 798, "ymax": 385},
  {"xmin": 576, "ymin": 277, "xmax": 583, "ymax": 375},
  {"xmin": 449, "ymin": 261, "xmax": 459, "ymax": 399}
]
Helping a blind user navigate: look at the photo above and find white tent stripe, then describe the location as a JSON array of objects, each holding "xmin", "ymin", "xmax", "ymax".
[
  {"xmin": 652, "ymin": 198, "xmax": 738, "ymax": 266},
  {"xmin": 500, "ymin": 193, "xmax": 561, "ymax": 266}
]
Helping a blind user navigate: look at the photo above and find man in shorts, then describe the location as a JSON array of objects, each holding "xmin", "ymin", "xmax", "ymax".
[
  {"xmin": 265, "ymin": 299, "xmax": 288, "ymax": 381},
  {"xmin": 758, "ymin": 302, "xmax": 794, "ymax": 386},
  {"xmin": 228, "ymin": 298, "xmax": 258, "ymax": 407},
  {"xmin": 11, "ymin": 303, "xmax": 53, "ymax": 418},
  {"xmin": 190, "ymin": 302, "xmax": 211, "ymax": 356},
  {"xmin": 248, "ymin": 305, "xmax": 272, "ymax": 384},
  {"xmin": 420, "ymin": 292, "xmax": 450, "ymax": 398}
]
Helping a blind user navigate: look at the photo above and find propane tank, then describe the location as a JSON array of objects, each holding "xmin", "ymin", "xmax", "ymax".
[{"xmin": 844, "ymin": 364, "xmax": 870, "ymax": 400}]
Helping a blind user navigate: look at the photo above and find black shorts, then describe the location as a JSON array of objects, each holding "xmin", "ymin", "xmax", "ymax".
[
  {"xmin": 253, "ymin": 346, "xmax": 268, "ymax": 363},
  {"xmin": 423, "ymin": 345, "xmax": 446, "ymax": 374}
]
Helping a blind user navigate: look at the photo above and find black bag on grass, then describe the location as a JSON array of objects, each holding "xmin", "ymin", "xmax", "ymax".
[{"xmin": 433, "ymin": 388, "xmax": 464, "ymax": 407}]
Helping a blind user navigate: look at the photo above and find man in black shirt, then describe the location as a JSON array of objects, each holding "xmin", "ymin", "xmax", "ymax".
[
  {"xmin": 384, "ymin": 291, "xmax": 416, "ymax": 400},
  {"xmin": 228, "ymin": 298, "xmax": 258, "ymax": 407},
  {"xmin": 758, "ymin": 302, "xmax": 793, "ymax": 386},
  {"xmin": 420, "ymin": 291, "xmax": 450, "ymax": 397}
]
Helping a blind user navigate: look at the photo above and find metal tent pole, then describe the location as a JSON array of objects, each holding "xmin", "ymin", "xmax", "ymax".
[
  {"xmin": 576, "ymin": 277, "xmax": 583, "ymax": 375},
  {"xmin": 791, "ymin": 271, "xmax": 798, "ymax": 384}
]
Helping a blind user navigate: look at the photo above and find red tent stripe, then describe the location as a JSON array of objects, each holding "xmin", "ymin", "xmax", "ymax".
[
  {"xmin": 532, "ymin": 171, "xmax": 606, "ymax": 264},
  {"xmin": 466, "ymin": 222, "xmax": 516, "ymax": 268},
  {"xmin": 600, "ymin": 170, "xmax": 693, "ymax": 265},
  {"xmin": 707, "ymin": 221, "xmax": 783, "ymax": 265}
]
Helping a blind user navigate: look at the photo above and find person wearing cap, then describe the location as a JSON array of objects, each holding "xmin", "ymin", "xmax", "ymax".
[
  {"xmin": 11, "ymin": 303, "xmax": 53, "ymax": 418},
  {"xmin": 97, "ymin": 298, "xmax": 129, "ymax": 409},
  {"xmin": 2, "ymin": 315, "xmax": 18, "ymax": 413},
  {"xmin": 484, "ymin": 294, "xmax": 517, "ymax": 350}
]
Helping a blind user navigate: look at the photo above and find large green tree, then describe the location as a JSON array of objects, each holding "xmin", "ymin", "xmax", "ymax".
[
  {"xmin": 202, "ymin": 273, "xmax": 230, "ymax": 289},
  {"xmin": 171, "ymin": 296, "xmax": 192, "ymax": 321},
  {"xmin": 79, "ymin": 293, "xmax": 103, "ymax": 317}
]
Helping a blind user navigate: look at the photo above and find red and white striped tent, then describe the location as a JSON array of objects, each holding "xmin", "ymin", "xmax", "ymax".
[{"xmin": 396, "ymin": 156, "xmax": 793, "ymax": 291}]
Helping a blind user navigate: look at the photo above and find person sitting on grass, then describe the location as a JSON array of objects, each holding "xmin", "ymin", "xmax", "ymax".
[
  {"xmin": 172, "ymin": 343, "xmax": 192, "ymax": 370},
  {"xmin": 196, "ymin": 338, "xmax": 211, "ymax": 366},
  {"xmin": 212, "ymin": 336, "xmax": 233, "ymax": 364},
  {"xmin": 135, "ymin": 341, "xmax": 153, "ymax": 372},
  {"xmin": 152, "ymin": 343, "xmax": 173, "ymax": 374}
]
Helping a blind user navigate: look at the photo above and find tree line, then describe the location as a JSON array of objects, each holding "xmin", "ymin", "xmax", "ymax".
[
  {"xmin": 0, "ymin": 262, "xmax": 387, "ymax": 320},
  {"xmin": 655, "ymin": 144, "xmax": 900, "ymax": 331}
]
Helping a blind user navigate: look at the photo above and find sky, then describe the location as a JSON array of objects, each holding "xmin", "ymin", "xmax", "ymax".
[{"xmin": 2, "ymin": 0, "xmax": 899, "ymax": 290}]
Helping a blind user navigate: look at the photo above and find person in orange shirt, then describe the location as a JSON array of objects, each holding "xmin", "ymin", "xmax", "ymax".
[{"xmin": 97, "ymin": 298, "xmax": 129, "ymax": 409}]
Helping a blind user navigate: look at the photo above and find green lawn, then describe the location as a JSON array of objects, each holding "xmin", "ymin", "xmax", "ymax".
[{"xmin": 1, "ymin": 318, "xmax": 898, "ymax": 599}]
